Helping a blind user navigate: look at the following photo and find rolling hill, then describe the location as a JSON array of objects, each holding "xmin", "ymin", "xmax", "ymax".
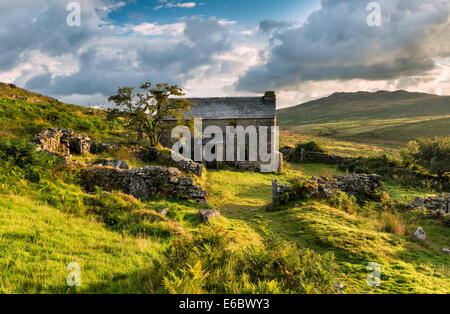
[{"xmin": 277, "ymin": 90, "xmax": 450, "ymax": 145}]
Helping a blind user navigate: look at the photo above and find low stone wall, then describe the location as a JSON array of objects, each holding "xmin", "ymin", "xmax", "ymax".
[
  {"xmin": 312, "ymin": 174, "xmax": 384, "ymax": 197},
  {"xmin": 89, "ymin": 143, "xmax": 204, "ymax": 177},
  {"xmin": 33, "ymin": 128, "xmax": 91, "ymax": 155},
  {"xmin": 80, "ymin": 165, "xmax": 206, "ymax": 201},
  {"xmin": 409, "ymin": 194, "xmax": 450, "ymax": 214},
  {"xmin": 298, "ymin": 149, "xmax": 352, "ymax": 164},
  {"xmin": 273, "ymin": 174, "xmax": 385, "ymax": 202}
]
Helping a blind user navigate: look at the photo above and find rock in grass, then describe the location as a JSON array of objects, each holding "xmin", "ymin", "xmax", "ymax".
[
  {"xmin": 413, "ymin": 227, "xmax": 426, "ymax": 241},
  {"xmin": 198, "ymin": 210, "xmax": 220, "ymax": 223},
  {"xmin": 441, "ymin": 248, "xmax": 450, "ymax": 254}
]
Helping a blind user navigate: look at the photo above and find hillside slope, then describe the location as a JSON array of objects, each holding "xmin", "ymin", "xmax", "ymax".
[
  {"xmin": 0, "ymin": 82, "xmax": 59, "ymax": 104},
  {"xmin": 277, "ymin": 90, "xmax": 450, "ymax": 145}
]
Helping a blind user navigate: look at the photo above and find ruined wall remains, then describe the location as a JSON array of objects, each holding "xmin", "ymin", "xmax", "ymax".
[
  {"xmin": 80, "ymin": 165, "xmax": 206, "ymax": 201},
  {"xmin": 33, "ymin": 128, "xmax": 91, "ymax": 155},
  {"xmin": 409, "ymin": 195, "xmax": 450, "ymax": 214}
]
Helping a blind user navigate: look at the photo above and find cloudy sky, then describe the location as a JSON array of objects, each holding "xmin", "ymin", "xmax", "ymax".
[{"xmin": 0, "ymin": 0, "xmax": 448, "ymax": 108}]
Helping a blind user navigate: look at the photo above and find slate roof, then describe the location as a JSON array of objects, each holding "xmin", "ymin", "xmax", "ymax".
[{"xmin": 165, "ymin": 96, "xmax": 276, "ymax": 120}]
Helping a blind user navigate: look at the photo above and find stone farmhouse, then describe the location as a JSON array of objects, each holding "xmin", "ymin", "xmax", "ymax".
[{"xmin": 160, "ymin": 91, "xmax": 281, "ymax": 171}]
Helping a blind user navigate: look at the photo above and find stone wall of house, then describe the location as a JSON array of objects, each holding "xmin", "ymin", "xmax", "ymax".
[
  {"xmin": 80, "ymin": 165, "xmax": 206, "ymax": 201},
  {"xmin": 273, "ymin": 174, "xmax": 385, "ymax": 202},
  {"xmin": 159, "ymin": 118, "xmax": 281, "ymax": 172},
  {"xmin": 33, "ymin": 128, "xmax": 91, "ymax": 155},
  {"xmin": 409, "ymin": 194, "xmax": 450, "ymax": 214}
]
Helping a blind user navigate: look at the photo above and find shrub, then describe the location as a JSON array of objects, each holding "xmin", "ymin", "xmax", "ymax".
[
  {"xmin": 327, "ymin": 190, "xmax": 358, "ymax": 214},
  {"xmin": 0, "ymin": 138, "xmax": 56, "ymax": 184},
  {"xmin": 402, "ymin": 137, "xmax": 450, "ymax": 177},
  {"xmin": 296, "ymin": 141, "xmax": 326, "ymax": 153},
  {"xmin": 338, "ymin": 153, "xmax": 449, "ymax": 191}
]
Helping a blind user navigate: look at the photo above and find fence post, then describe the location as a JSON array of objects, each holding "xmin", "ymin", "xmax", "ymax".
[
  {"xmin": 301, "ymin": 148, "xmax": 305, "ymax": 162},
  {"xmin": 272, "ymin": 179, "xmax": 278, "ymax": 202}
]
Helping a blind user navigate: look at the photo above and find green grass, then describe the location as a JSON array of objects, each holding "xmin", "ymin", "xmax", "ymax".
[
  {"xmin": 204, "ymin": 165, "xmax": 450, "ymax": 294},
  {"xmin": 0, "ymin": 97, "xmax": 124, "ymax": 143},
  {"xmin": 0, "ymin": 154, "xmax": 448, "ymax": 293},
  {"xmin": 278, "ymin": 90, "xmax": 450, "ymax": 145},
  {"xmin": 280, "ymin": 130, "xmax": 402, "ymax": 157},
  {"xmin": 0, "ymin": 194, "xmax": 161, "ymax": 293}
]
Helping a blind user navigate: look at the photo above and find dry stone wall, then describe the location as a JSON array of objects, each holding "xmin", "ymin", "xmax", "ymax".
[
  {"xmin": 273, "ymin": 174, "xmax": 385, "ymax": 202},
  {"xmin": 298, "ymin": 149, "xmax": 352, "ymax": 164},
  {"xmin": 312, "ymin": 174, "xmax": 384, "ymax": 197},
  {"xmin": 80, "ymin": 165, "xmax": 206, "ymax": 201}
]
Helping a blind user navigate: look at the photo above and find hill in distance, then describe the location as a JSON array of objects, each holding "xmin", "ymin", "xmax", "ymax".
[{"xmin": 277, "ymin": 90, "xmax": 450, "ymax": 145}]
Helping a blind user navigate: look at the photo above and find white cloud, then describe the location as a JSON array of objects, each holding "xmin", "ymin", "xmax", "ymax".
[
  {"xmin": 99, "ymin": 1, "xmax": 126, "ymax": 12},
  {"xmin": 154, "ymin": 1, "xmax": 196, "ymax": 11},
  {"xmin": 236, "ymin": 0, "xmax": 450, "ymax": 97},
  {"xmin": 130, "ymin": 22, "xmax": 186, "ymax": 36}
]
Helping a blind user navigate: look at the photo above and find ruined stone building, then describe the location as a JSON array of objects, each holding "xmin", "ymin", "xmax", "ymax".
[{"xmin": 161, "ymin": 91, "xmax": 280, "ymax": 171}]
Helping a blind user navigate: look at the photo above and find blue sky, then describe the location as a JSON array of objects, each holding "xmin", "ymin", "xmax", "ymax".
[{"xmin": 107, "ymin": 0, "xmax": 321, "ymax": 26}]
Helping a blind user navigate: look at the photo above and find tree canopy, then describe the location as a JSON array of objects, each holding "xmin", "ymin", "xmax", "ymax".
[
  {"xmin": 107, "ymin": 82, "xmax": 194, "ymax": 147},
  {"xmin": 402, "ymin": 137, "xmax": 450, "ymax": 177}
]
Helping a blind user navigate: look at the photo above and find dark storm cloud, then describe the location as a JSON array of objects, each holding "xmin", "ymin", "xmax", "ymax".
[
  {"xmin": 24, "ymin": 15, "xmax": 233, "ymax": 98},
  {"xmin": 235, "ymin": 0, "xmax": 450, "ymax": 92},
  {"xmin": 0, "ymin": 0, "xmax": 235, "ymax": 100},
  {"xmin": 0, "ymin": 0, "xmax": 106, "ymax": 71}
]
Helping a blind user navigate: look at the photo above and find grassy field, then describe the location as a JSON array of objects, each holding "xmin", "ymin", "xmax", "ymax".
[
  {"xmin": 1, "ymin": 161, "xmax": 448, "ymax": 293},
  {"xmin": 205, "ymin": 166, "xmax": 450, "ymax": 294},
  {"xmin": 278, "ymin": 90, "xmax": 450, "ymax": 146}
]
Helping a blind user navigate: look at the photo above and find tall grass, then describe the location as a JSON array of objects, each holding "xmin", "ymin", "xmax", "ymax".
[{"xmin": 379, "ymin": 212, "xmax": 406, "ymax": 235}]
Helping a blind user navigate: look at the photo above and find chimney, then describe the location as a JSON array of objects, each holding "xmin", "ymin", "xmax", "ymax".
[{"xmin": 264, "ymin": 91, "xmax": 276, "ymax": 103}]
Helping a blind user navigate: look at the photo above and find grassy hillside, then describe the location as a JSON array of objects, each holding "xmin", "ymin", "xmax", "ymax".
[
  {"xmin": 0, "ymin": 86, "xmax": 126, "ymax": 143},
  {"xmin": 0, "ymin": 82, "xmax": 59, "ymax": 104},
  {"xmin": 278, "ymin": 90, "xmax": 450, "ymax": 146},
  {"xmin": 0, "ymin": 84, "xmax": 448, "ymax": 294}
]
